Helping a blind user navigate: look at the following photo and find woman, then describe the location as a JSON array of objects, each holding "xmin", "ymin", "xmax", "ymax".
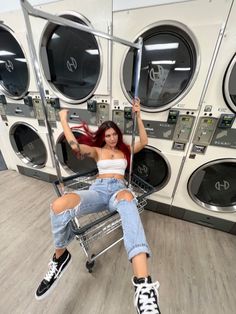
[{"xmin": 35, "ymin": 99, "xmax": 161, "ymax": 314}]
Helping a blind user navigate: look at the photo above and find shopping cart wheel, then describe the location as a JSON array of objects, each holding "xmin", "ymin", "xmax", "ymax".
[{"xmin": 86, "ymin": 255, "xmax": 95, "ymax": 273}]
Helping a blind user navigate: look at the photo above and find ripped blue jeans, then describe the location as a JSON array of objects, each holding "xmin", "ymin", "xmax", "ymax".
[{"xmin": 50, "ymin": 178, "xmax": 150, "ymax": 261}]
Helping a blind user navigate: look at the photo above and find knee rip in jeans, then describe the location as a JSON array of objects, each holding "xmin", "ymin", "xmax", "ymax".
[
  {"xmin": 50, "ymin": 200, "xmax": 81, "ymax": 215},
  {"xmin": 50, "ymin": 203, "xmax": 62, "ymax": 215},
  {"xmin": 51, "ymin": 193, "xmax": 81, "ymax": 215},
  {"xmin": 115, "ymin": 189, "xmax": 134, "ymax": 202}
]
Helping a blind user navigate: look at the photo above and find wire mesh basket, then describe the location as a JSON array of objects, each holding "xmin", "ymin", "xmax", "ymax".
[{"xmin": 53, "ymin": 172, "xmax": 155, "ymax": 272}]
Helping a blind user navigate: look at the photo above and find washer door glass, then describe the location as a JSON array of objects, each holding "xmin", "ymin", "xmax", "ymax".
[
  {"xmin": 41, "ymin": 14, "xmax": 101, "ymax": 103},
  {"xmin": 56, "ymin": 130, "xmax": 98, "ymax": 175},
  {"xmin": 188, "ymin": 160, "xmax": 236, "ymax": 212},
  {"xmin": 223, "ymin": 54, "xmax": 236, "ymax": 113},
  {"xmin": 133, "ymin": 147, "xmax": 169, "ymax": 189},
  {"xmin": 123, "ymin": 25, "xmax": 197, "ymax": 111},
  {"xmin": 10, "ymin": 124, "xmax": 47, "ymax": 168},
  {"xmin": 0, "ymin": 26, "xmax": 29, "ymax": 98}
]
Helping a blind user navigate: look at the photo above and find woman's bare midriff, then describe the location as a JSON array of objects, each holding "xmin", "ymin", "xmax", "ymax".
[{"xmin": 97, "ymin": 173, "xmax": 125, "ymax": 180}]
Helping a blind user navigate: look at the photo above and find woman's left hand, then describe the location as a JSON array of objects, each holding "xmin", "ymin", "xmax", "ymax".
[{"xmin": 132, "ymin": 97, "xmax": 141, "ymax": 118}]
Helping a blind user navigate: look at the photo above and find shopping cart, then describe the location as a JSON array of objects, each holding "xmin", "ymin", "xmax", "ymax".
[
  {"xmin": 53, "ymin": 171, "xmax": 155, "ymax": 272},
  {"xmin": 20, "ymin": 0, "xmax": 148, "ymax": 272}
]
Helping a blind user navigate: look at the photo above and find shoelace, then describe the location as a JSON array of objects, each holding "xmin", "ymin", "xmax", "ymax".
[
  {"xmin": 134, "ymin": 281, "xmax": 160, "ymax": 314},
  {"xmin": 44, "ymin": 260, "xmax": 58, "ymax": 282}
]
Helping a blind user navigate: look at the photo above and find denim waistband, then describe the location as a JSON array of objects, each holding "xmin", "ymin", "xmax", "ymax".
[{"xmin": 95, "ymin": 178, "xmax": 126, "ymax": 184}]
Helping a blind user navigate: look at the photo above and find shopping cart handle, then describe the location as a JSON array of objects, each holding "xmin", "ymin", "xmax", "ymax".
[
  {"xmin": 53, "ymin": 170, "xmax": 97, "ymax": 185},
  {"xmin": 52, "ymin": 170, "xmax": 98, "ymax": 197}
]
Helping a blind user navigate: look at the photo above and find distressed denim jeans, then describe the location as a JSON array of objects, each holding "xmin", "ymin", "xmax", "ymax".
[{"xmin": 50, "ymin": 178, "xmax": 151, "ymax": 260}]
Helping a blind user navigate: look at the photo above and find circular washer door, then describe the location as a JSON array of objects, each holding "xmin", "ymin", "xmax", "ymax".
[
  {"xmin": 188, "ymin": 159, "xmax": 236, "ymax": 212},
  {"xmin": 0, "ymin": 25, "xmax": 29, "ymax": 99},
  {"xmin": 223, "ymin": 54, "xmax": 236, "ymax": 113},
  {"xmin": 9, "ymin": 123, "xmax": 47, "ymax": 168},
  {"xmin": 133, "ymin": 146, "xmax": 170, "ymax": 190},
  {"xmin": 122, "ymin": 23, "xmax": 198, "ymax": 112},
  {"xmin": 40, "ymin": 13, "xmax": 101, "ymax": 104},
  {"xmin": 56, "ymin": 130, "xmax": 98, "ymax": 175}
]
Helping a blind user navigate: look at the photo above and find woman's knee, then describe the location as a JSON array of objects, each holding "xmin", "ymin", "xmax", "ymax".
[
  {"xmin": 51, "ymin": 193, "xmax": 81, "ymax": 214},
  {"xmin": 116, "ymin": 190, "xmax": 134, "ymax": 202}
]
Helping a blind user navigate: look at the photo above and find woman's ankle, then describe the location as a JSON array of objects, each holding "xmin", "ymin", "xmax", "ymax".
[{"xmin": 55, "ymin": 248, "xmax": 66, "ymax": 259}]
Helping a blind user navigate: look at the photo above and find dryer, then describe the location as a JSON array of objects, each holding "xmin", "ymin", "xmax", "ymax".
[
  {"xmin": 30, "ymin": 0, "xmax": 112, "ymax": 109},
  {"xmin": 1, "ymin": 0, "xmax": 112, "ymax": 181},
  {"xmin": 0, "ymin": 116, "xmax": 15, "ymax": 170},
  {"xmin": 171, "ymin": 117, "xmax": 236, "ymax": 234},
  {"xmin": 25, "ymin": 0, "xmax": 112, "ymax": 178},
  {"xmin": 112, "ymin": 0, "xmax": 233, "ymax": 112},
  {"xmin": 0, "ymin": 8, "xmax": 38, "ymax": 96},
  {"xmin": 0, "ymin": 19, "xmax": 56, "ymax": 181},
  {"xmin": 7, "ymin": 116, "xmax": 57, "ymax": 182},
  {"xmin": 51, "ymin": 111, "xmax": 98, "ymax": 178},
  {"xmin": 111, "ymin": 0, "xmax": 234, "ymax": 208},
  {"xmin": 171, "ymin": 1, "xmax": 236, "ymax": 234}
]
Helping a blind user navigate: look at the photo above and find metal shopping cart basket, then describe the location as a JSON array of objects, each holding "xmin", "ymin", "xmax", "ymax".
[
  {"xmin": 20, "ymin": 0, "xmax": 148, "ymax": 273},
  {"xmin": 53, "ymin": 171, "xmax": 155, "ymax": 272}
]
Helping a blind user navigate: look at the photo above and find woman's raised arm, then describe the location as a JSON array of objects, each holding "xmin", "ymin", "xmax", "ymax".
[
  {"xmin": 132, "ymin": 98, "xmax": 148, "ymax": 154},
  {"xmin": 59, "ymin": 109, "xmax": 98, "ymax": 160}
]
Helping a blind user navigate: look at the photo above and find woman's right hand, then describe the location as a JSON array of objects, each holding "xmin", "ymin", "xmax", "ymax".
[
  {"xmin": 132, "ymin": 97, "xmax": 141, "ymax": 118},
  {"xmin": 59, "ymin": 109, "xmax": 69, "ymax": 122}
]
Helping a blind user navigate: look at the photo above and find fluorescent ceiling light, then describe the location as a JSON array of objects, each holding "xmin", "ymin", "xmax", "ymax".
[
  {"xmin": 15, "ymin": 58, "xmax": 26, "ymax": 62},
  {"xmin": 0, "ymin": 50, "xmax": 15, "ymax": 56},
  {"xmin": 0, "ymin": 60, "xmax": 5, "ymax": 64},
  {"xmin": 86, "ymin": 49, "xmax": 99, "ymax": 55},
  {"xmin": 51, "ymin": 33, "xmax": 60, "ymax": 39},
  {"xmin": 145, "ymin": 43, "xmax": 179, "ymax": 51},
  {"xmin": 174, "ymin": 67, "xmax": 191, "ymax": 71},
  {"xmin": 152, "ymin": 60, "xmax": 176, "ymax": 65}
]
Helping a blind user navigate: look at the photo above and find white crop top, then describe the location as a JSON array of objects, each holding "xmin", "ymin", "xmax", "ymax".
[{"xmin": 97, "ymin": 159, "xmax": 127, "ymax": 175}]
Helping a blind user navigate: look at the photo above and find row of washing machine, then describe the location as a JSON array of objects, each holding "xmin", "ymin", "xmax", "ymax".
[
  {"xmin": 0, "ymin": 0, "xmax": 112, "ymax": 181},
  {"xmin": 0, "ymin": 0, "xmax": 236, "ymax": 233}
]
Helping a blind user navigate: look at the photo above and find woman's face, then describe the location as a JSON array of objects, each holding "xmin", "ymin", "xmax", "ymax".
[{"xmin": 104, "ymin": 128, "xmax": 118, "ymax": 148}]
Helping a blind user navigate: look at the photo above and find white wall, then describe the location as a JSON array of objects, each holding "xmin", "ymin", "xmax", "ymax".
[
  {"xmin": 0, "ymin": 0, "xmax": 60, "ymax": 13},
  {"xmin": 113, "ymin": 0, "xmax": 194, "ymax": 12},
  {"xmin": 0, "ymin": 0, "xmax": 194, "ymax": 13}
]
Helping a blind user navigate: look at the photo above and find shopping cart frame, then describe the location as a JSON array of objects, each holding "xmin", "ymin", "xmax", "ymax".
[{"xmin": 53, "ymin": 171, "xmax": 155, "ymax": 272}]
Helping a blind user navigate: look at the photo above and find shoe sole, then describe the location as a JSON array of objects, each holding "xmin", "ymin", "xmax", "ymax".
[{"xmin": 35, "ymin": 257, "xmax": 72, "ymax": 301}]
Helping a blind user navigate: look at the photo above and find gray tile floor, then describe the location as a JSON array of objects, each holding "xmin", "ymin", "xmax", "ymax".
[{"xmin": 1, "ymin": 170, "xmax": 236, "ymax": 314}]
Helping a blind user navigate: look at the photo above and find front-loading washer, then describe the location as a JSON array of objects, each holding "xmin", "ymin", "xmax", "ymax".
[
  {"xmin": 111, "ymin": 0, "xmax": 234, "ymax": 209},
  {"xmin": 28, "ymin": 0, "xmax": 112, "ymax": 109},
  {"xmin": 1, "ymin": 1, "xmax": 112, "ymax": 181},
  {"xmin": 23, "ymin": 0, "xmax": 113, "ymax": 179},
  {"xmin": 0, "ymin": 116, "xmax": 15, "ymax": 170},
  {"xmin": 171, "ymin": 136, "xmax": 236, "ymax": 234},
  {"xmin": 0, "ymin": 19, "xmax": 57, "ymax": 181},
  {"xmin": 171, "ymin": 0, "xmax": 236, "ymax": 233},
  {"xmin": 0, "ymin": 8, "xmax": 41, "ymax": 96},
  {"xmin": 52, "ymin": 122, "xmax": 98, "ymax": 178},
  {"xmin": 112, "ymin": 0, "xmax": 233, "ymax": 112},
  {"xmin": 5, "ymin": 114, "xmax": 57, "ymax": 182}
]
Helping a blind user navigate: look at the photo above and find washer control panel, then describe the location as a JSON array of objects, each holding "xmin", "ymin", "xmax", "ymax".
[
  {"xmin": 33, "ymin": 98, "xmax": 45, "ymax": 121},
  {"xmin": 173, "ymin": 115, "xmax": 195, "ymax": 143},
  {"xmin": 167, "ymin": 110, "xmax": 179, "ymax": 124},
  {"xmin": 217, "ymin": 114, "xmax": 235, "ymax": 128},
  {"xmin": 193, "ymin": 117, "xmax": 218, "ymax": 146},
  {"xmin": 96, "ymin": 102, "xmax": 109, "ymax": 126},
  {"xmin": 0, "ymin": 103, "xmax": 5, "ymax": 115},
  {"xmin": 112, "ymin": 109, "xmax": 125, "ymax": 132}
]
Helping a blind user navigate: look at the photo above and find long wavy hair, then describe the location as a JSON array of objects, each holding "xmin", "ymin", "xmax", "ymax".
[{"xmin": 71, "ymin": 121, "xmax": 131, "ymax": 167}]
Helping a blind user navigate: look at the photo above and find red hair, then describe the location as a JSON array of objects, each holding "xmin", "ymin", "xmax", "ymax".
[{"xmin": 71, "ymin": 121, "xmax": 131, "ymax": 167}]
